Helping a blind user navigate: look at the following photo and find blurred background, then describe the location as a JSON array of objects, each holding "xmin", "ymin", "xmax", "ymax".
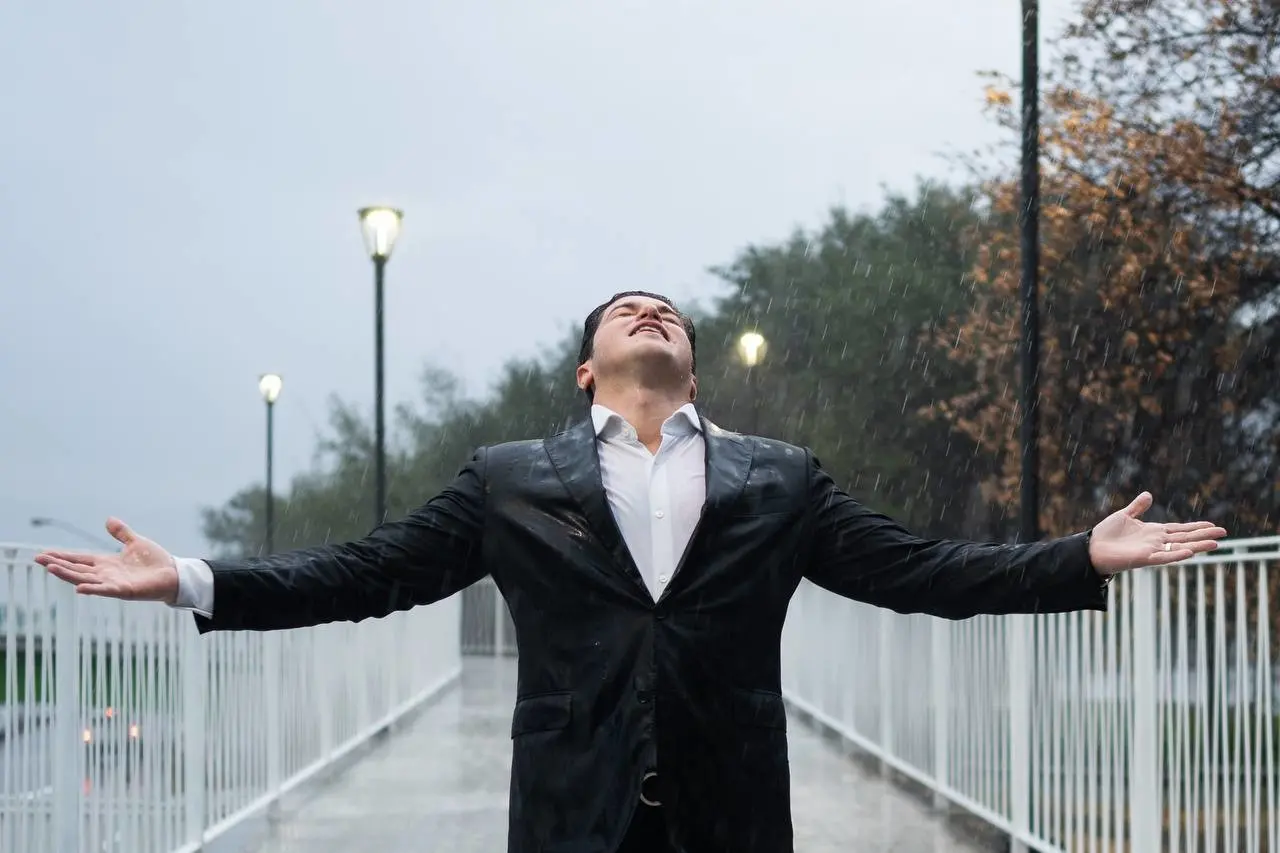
[
  {"xmin": 3, "ymin": 2, "xmax": 1280, "ymax": 851},
  {"xmin": 20, "ymin": 0, "xmax": 1275, "ymax": 559}
]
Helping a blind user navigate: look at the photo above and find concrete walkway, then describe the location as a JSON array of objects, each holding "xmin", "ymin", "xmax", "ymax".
[{"xmin": 249, "ymin": 658, "xmax": 992, "ymax": 852}]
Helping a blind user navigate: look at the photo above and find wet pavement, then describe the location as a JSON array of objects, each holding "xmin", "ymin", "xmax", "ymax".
[{"xmin": 250, "ymin": 657, "xmax": 993, "ymax": 852}]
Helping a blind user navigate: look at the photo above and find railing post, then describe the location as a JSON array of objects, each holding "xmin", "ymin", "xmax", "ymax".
[
  {"xmin": 931, "ymin": 616, "xmax": 951, "ymax": 809},
  {"xmin": 51, "ymin": 581, "xmax": 82, "ymax": 853},
  {"xmin": 387, "ymin": 617, "xmax": 399, "ymax": 713},
  {"xmin": 264, "ymin": 630, "xmax": 282, "ymax": 816},
  {"xmin": 182, "ymin": 625, "xmax": 207, "ymax": 848},
  {"xmin": 1129, "ymin": 570, "xmax": 1161, "ymax": 853},
  {"xmin": 492, "ymin": 582, "xmax": 505, "ymax": 658},
  {"xmin": 353, "ymin": 628, "xmax": 372, "ymax": 731},
  {"xmin": 315, "ymin": 631, "xmax": 334, "ymax": 758},
  {"xmin": 1008, "ymin": 614, "xmax": 1032, "ymax": 853},
  {"xmin": 878, "ymin": 608, "xmax": 894, "ymax": 774}
]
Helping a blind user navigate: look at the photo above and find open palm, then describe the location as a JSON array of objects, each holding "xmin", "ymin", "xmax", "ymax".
[
  {"xmin": 35, "ymin": 518, "xmax": 179, "ymax": 604},
  {"xmin": 1088, "ymin": 492, "xmax": 1228, "ymax": 576}
]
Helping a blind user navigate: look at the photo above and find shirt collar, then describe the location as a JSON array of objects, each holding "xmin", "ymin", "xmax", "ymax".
[{"xmin": 590, "ymin": 403, "xmax": 702, "ymax": 438}]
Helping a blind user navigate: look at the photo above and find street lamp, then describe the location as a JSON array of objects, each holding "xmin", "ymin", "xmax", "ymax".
[
  {"xmin": 30, "ymin": 517, "xmax": 116, "ymax": 550},
  {"xmin": 258, "ymin": 373, "xmax": 283, "ymax": 555},
  {"xmin": 1019, "ymin": 0, "xmax": 1041, "ymax": 542},
  {"xmin": 736, "ymin": 332, "xmax": 767, "ymax": 433},
  {"xmin": 357, "ymin": 206, "xmax": 404, "ymax": 528},
  {"xmin": 737, "ymin": 332, "xmax": 766, "ymax": 368}
]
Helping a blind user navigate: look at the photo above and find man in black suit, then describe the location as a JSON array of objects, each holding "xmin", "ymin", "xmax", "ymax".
[{"xmin": 39, "ymin": 290, "xmax": 1227, "ymax": 852}]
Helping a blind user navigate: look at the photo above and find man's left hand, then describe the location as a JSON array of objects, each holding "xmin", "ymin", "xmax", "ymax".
[{"xmin": 1088, "ymin": 492, "xmax": 1228, "ymax": 576}]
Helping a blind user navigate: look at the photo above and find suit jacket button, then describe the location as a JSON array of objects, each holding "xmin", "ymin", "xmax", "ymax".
[{"xmin": 654, "ymin": 608, "xmax": 667, "ymax": 620}]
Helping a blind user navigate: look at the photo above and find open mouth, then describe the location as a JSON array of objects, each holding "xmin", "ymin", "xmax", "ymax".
[{"xmin": 631, "ymin": 323, "xmax": 667, "ymax": 339}]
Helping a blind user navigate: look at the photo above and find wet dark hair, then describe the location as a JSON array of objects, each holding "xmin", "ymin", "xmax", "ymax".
[{"xmin": 577, "ymin": 290, "xmax": 697, "ymax": 401}]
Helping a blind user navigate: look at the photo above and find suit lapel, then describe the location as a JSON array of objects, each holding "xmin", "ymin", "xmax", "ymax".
[
  {"xmin": 657, "ymin": 418, "xmax": 754, "ymax": 598},
  {"xmin": 696, "ymin": 417, "xmax": 753, "ymax": 521},
  {"xmin": 543, "ymin": 413, "xmax": 755, "ymax": 601},
  {"xmin": 544, "ymin": 418, "xmax": 648, "ymax": 594}
]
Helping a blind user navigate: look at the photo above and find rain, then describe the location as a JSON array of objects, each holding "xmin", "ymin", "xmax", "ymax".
[{"xmin": 2, "ymin": 0, "xmax": 1278, "ymax": 851}]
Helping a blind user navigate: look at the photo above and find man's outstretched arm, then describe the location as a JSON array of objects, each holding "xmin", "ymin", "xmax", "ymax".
[
  {"xmin": 38, "ymin": 450, "xmax": 490, "ymax": 633},
  {"xmin": 800, "ymin": 453, "xmax": 1226, "ymax": 620}
]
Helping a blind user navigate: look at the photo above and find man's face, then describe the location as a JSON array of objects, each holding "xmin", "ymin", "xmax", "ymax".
[{"xmin": 577, "ymin": 295, "xmax": 695, "ymax": 398}]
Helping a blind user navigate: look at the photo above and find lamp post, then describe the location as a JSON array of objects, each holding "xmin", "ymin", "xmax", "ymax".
[
  {"xmin": 737, "ymin": 332, "xmax": 767, "ymax": 433},
  {"xmin": 29, "ymin": 516, "xmax": 116, "ymax": 550},
  {"xmin": 357, "ymin": 206, "xmax": 404, "ymax": 528},
  {"xmin": 258, "ymin": 373, "xmax": 283, "ymax": 555},
  {"xmin": 1019, "ymin": 0, "xmax": 1041, "ymax": 543}
]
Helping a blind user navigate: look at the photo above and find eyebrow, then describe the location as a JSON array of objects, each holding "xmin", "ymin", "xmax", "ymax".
[{"xmin": 609, "ymin": 300, "xmax": 678, "ymax": 317}]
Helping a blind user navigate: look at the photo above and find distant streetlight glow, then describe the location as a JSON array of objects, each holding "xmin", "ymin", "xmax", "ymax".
[
  {"xmin": 258, "ymin": 373, "xmax": 283, "ymax": 404},
  {"xmin": 738, "ymin": 332, "xmax": 766, "ymax": 367},
  {"xmin": 358, "ymin": 207, "xmax": 404, "ymax": 261}
]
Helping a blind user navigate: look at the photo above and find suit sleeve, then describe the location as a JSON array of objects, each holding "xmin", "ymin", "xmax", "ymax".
[
  {"xmin": 801, "ymin": 453, "xmax": 1109, "ymax": 619},
  {"xmin": 193, "ymin": 449, "xmax": 489, "ymax": 633}
]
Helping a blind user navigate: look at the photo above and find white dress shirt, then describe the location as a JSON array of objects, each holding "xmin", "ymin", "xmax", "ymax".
[
  {"xmin": 169, "ymin": 403, "xmax": 708, "ymax": 616},
  {"xmin": 590, "ymin": 402, "xmax": 706, "ymax": 600}
]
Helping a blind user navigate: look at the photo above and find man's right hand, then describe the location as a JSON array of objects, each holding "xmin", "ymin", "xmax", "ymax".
[{"xmin": 35, "ymin": 518, "xmax": 180, "ymax": 604}]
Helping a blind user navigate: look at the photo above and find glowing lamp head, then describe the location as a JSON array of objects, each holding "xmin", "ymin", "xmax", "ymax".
[
  {"xmin": 358, "ymin": 206, "xmax": 404, "ymax": 260},
  {"xmin": 737, "ymin": 332, "xmax": 766, "ymax": 367},
  {"xmin": 259, "ymin": 373, "xmax": 283, "ymax": 404}
]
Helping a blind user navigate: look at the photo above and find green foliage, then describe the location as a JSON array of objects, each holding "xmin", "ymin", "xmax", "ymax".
[{"xmin": 693, "ymin": 181, "xmax": 993, "ymax": 535}]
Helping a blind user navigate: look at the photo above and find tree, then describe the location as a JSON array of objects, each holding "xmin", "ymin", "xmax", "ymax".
[
  {"xmin": 201, "ymin": 396, "xmax": 404, "ymax": 558},
  {"xmin": 931, "ymin": 0, "xmax": 1280, "ymax": 539},
  {"xmin": 199, "ymin": 361, "xmax": 583, "ymax": 558},
  {"xmin": 697, "ymin": 182, "xmax": 995, "ymax": 536},
  {"xmin": 1060, "ymin": 0, "xmax": 1279, "ymax": 243},
  {"xmin": 1060, "ymin": 0, "xmax": 1280, "ymax": 528},
  {"xmin": 926, "ymin": 5, "xmax": 1280, "ymax": 781}
]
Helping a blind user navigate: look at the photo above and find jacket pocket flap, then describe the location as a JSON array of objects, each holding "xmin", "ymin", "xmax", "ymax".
[
  {"xmin": 511, "ymin": 691, "xmax": 573, "ymax": 738},
  {"xmin": 731, "ymin": 688, "xmax": 787, "ymax": 730}
]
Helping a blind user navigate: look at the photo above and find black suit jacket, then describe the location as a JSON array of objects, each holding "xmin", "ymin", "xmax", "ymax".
[{"xmin": 194, "ymin": 415, "xmax": 1108, "ymax": 852}]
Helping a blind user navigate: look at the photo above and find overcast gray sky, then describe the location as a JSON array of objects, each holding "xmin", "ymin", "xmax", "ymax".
[{"xmin": 1, "ymin": 0, "xmax": 1078, "ymax": 555}]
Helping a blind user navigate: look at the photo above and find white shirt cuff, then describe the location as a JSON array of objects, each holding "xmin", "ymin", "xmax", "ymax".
[{"xmin": 171, "ymin": 557, "xmax": 214, "ymax": 618}]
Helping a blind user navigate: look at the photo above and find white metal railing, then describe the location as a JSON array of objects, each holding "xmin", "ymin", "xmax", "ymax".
[
  {"xmin": 782, "ymin": 534, "xmax": 1280, "ymax": 853},
  {"xmin": 0, "ymin": 542, "xmax": 462, "ymax": 853},
  {"xmin": 11, "ymin": 532, "xmax": 1279, "ymax": 852},
  {"xmin": 460, "ymin": 579, "xmax": 517, "ymax": 657}
]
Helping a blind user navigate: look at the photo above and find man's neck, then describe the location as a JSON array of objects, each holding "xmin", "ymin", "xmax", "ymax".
[{"xmin": 593, "ymin": 388, "xmax": 692, "ymax": 452}]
